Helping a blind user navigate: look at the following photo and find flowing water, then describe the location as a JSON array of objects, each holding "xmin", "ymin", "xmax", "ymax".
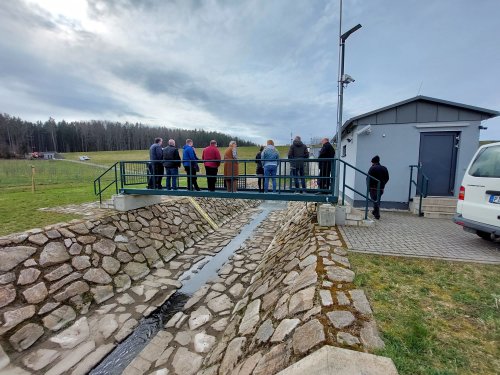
[{"xmin": 90, "ymin": 201, "xmax": 286, "ymax": 374}]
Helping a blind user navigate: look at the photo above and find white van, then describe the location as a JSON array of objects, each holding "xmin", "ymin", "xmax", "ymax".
[{"xmin": 453, "ymin": 142, "xmax": 500, "ymax": 241}]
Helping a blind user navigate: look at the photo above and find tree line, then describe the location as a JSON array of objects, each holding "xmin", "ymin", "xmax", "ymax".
[{"xmin": 0, "ymin": 113, "xmax": 256, "ymax": 158}]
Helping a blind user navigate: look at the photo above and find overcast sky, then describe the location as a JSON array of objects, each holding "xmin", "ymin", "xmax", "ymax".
[{"xmin": 1, "ymin": 0, "xmax": 499, "ymax": 145}]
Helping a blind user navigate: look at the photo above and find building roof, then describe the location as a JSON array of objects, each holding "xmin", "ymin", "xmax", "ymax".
[{"xmin": 341, "ymin": 95, "xmax": 499, "ymax": 135}]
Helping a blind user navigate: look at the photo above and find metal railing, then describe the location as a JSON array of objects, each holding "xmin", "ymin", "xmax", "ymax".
[
  {"xmin": 119, "ymin": 158, "xmax": 335, "ymax": 193},
  {"xmin": 93, "ymin": 157, "xmax": 378, "ymax": 216},
  {"xmin": 93, "ymin": 162, "xmax": 119, "ymax": 205},
  {"xmin": 339, "ymin": 160, "xmax": 381, "ymax": 220},
  {"xmin": 408, "ymin": 164, "xmax": 430, "ymax": 216}
]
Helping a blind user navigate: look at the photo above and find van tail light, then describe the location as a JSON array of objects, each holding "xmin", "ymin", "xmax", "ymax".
[{"xmin": 459, "ymin": 186, "xmax": 465, "ymax": 200}]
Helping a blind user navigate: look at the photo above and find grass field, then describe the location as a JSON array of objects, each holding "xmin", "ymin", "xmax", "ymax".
[
  {"xmin": 0, "ymin": 146, "xmax": 292, "ymax": 235},
  {"xmin": 0, "ymin": 159, "xmax": 103, "ymax": 187},
  {"xmin": 350, "ymin": 253, "xmax": 500, "ymax": 375},
  {"xmin": 62, "ymin": 146, "xmax": 290, "ymax": 167}
]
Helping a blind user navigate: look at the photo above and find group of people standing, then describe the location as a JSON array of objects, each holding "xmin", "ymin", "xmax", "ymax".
[
  {"xmin": 148, "ymin": 136, "xmax": 389, "ymax": 219},
  {"xmin": 148, "ymin": 136, "xmax": 339, "ymax": 194},
  {"xmin": 147, "ymin": 138, "xmax": 240, "ymax": 192},
  {"xmin": 254, "ymin": 136, "xmax": 334, "ymax": 193}
]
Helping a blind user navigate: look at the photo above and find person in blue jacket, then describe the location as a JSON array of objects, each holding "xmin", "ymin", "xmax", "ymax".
[
  {"xmin": 262, "ymin": 139, "xmax": 280, "ymax": 192},
  {"xmin": 183, "ymin": 139, "xmax": 201, "ymax": 191}
]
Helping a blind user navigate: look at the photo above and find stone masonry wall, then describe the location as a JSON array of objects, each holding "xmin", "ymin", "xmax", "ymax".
[
  {"xmin": 0, "ymin": 198, "xmax": 258, "ymax": 363},
  {"xmin": 201, "ymin": 202, "xmax": 385, "ymax": 375}
]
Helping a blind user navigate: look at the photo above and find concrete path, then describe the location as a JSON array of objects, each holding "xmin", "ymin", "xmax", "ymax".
[
  {"xmin": 54, "ymin": 159, "xmax": 109, "ymax": 169},
  {"xmin": 339, "ymin": 211, "xmax": 500, "ymax": 264}
]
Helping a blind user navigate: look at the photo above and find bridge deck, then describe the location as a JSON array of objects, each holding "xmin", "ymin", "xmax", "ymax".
[{"xmin": 121, "ymin": 187, "xmax": 338, "ymax": 203}]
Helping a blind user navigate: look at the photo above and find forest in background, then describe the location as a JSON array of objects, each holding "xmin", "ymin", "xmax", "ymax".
[{"xmin": 0, "ymin": 113, "xmax": 256, "ymax": 158}]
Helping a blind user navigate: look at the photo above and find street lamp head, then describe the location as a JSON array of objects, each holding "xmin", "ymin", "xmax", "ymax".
[{"xmin": 341, "ymin": 23, "xmax": 362, "ymax": 41}]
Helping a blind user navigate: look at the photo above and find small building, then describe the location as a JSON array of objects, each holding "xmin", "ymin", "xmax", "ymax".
[
  {"xmin": 338, "ymin": 96, "xmax": 499, "ymax": 209},
  {"xmin": 43, "ymin": 152, "xmax": 57, "ymax": 160}
]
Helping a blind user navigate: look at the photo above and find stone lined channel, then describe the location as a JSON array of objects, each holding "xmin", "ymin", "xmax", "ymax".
[{"xmin": 90, "ymin": 201, "xmax": 287, "ymax": 375}]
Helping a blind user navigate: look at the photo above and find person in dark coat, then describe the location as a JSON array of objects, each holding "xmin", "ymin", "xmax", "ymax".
[
  {"xmin": 255, "ymin": 146, "xmax": 264, "ymax": 192},
  {"xmin": 318, "ymin": 137, "xmax": 335, "ymax": 192},
  {"xmin": 162, "ymin": 139, "xmax": 181, "ymax": 190},
  {"xmin": 288, "ymin": 136, "xmax": 310, "ymax": 192},
  {"xmin": 367, "ymin": 155, "xmax": 390, "ymax": 219},
  {"xmin": 147, "ymin": 137, "xmax": 163, "ymax": 189}
]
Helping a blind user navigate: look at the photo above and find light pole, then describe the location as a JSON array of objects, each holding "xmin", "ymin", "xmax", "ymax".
[{"xmin": 334, "ymin": 22, "xmax": 362, "ymax": 199}]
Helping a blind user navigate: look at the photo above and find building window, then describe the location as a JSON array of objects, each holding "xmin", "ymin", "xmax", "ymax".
[{"xmin": 341, "ymin": 145, "xmax": 347, "ymax": 157}]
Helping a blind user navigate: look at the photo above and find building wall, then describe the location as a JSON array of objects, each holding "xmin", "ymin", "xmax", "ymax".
[
  {"xmin": 345, "ymin": 121, "xmax": 480, "ymax": 206},
  {"xmin": 338, "ymin": 129, "xmax": 358, "ymax": 201},
  {"xmin": 351, "ymin": 101, "xmax": 489, "ymax": 127}
]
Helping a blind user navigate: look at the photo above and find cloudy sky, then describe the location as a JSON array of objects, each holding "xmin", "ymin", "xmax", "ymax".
[{"xmin": 1, "ymin": 0, "xmax": 499, "ymax": 144}]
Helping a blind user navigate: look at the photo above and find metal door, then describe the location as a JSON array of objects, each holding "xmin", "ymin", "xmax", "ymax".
[{"xmin": 418, "ymin": 132, "xmax": 459, "ymax": 196}]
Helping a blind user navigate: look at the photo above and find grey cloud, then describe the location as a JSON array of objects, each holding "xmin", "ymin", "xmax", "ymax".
[
  {"xmin": 111, "ymin": 62, "xmax": 331, "ymax": 134},
  {"xmin": 86, "ymin": 0, "xmax": 174, "ymax": 19},
  {"xmin": 0, "ymin": 0, "xmax": 58, "ymax": 31},
  {"xmin": 0, "ymin": 0, "xmax": 97, "ymax": 45},
  {"xmin": 0, "ymin": 42, "xmax": 139, "ymax": 117}
]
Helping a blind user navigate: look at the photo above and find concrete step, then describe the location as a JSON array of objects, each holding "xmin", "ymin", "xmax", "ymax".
[
  {"xmin": 416, "ymin": 196, "xmax": 458, "ymax": 207},
  {"xmin": 347, "ymin": 213, "xmax": 364, "ymax": 221},
  {"xmin": 421, "ymin": 204, "xmax": 457, "ymax": 213},
  {"xmin": 423, "ymin": 211, "xmax": 455, "ymax": 219}
]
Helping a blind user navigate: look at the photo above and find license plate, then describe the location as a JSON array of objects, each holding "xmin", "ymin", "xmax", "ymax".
[{"xmin": 489, "ymin": 195, "xmax": 500, "ymax": 204}]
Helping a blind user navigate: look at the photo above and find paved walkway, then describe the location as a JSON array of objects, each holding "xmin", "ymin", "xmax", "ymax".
[{"xmin": 339, "ymin": 211, "xmax": 500, "ymax": 264}]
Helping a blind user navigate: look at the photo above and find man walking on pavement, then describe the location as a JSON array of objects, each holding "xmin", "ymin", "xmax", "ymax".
[
  {"xmin": 148, "ymin": 137, "xmax": 163, "ymax": 189},
  {"xmin": 288, "ymin": 135, "xmax": 309, "ymax": 193},
  {"xmin": 367, "ymin": 155, "xmax": 390, "ymax": 220}
]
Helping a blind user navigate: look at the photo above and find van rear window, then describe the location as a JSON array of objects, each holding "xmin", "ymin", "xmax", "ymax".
[{"xmin": 468, "ymin": 145, "xmax": 500, "ymax": 178}]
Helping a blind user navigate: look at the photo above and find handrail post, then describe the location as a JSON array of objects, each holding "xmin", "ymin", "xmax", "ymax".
[
  {"xmin": 365, "ymin": 181, "xmax": 369, "ymax": 220},
  {"xmin": 331, "ymin": 158, "xmax": 335, "ymax": 198},
  {"xmin": 418, "ymin": 172, "xmax": 424, "ymax": 216},
  {"xmin": 114, "ymin": 164, "xmax": 118, "ymax": 194},
  {"xmin": 342, "ymin": 159, "xmax": 346, "ymax": 205},
  {"xmin": 120, "ymin": 162, "xmax": 125, "ymax": 190},
  {"xmin": 408, "ymin": 166, "xmax": 414, "ymax": 203},
  {"xmin": 98, "ymin": 179, "xmax": 102, "ymax": 205},
  {"xmin": 278, "ymin": 160, "xmax": 281, "ymax": 194}
]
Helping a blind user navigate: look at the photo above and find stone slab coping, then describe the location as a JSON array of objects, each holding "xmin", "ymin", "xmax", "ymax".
[{"xmin": 276, "ymin": 345, "xmax": 399, "ymax": 375}]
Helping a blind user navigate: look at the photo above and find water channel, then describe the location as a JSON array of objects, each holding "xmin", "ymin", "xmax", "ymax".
[{"xmin": 90, "ymin": 201, "xmax": 287, "ymax": 374}]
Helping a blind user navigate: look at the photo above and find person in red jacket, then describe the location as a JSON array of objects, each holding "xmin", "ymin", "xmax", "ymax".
[{"xmin": 202, "ymin": 140, "xmax": 221, "ymax": 191}]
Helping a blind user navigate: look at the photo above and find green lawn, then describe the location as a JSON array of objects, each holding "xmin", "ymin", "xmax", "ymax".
[
  {"xmin": 350, "ymin": 253, "xmax": 500, "ymax": 375},
  {"xmin": 0, "ymin": 146, "xmax": 293, "ymax": 235},
  {"xmin": 0, "ymin": 184, "xmax": 97, "ymax": 235},
  {"xmin": 62, "ymin": 146, "xmax": 290, "ymax": 167},
  {"xmin": 0, "ymin": 159, "xmax": 110, "ymax": 235},
  {"xmin": 0, "ymin": 159, "xmax": 104, "ymax": 188}
]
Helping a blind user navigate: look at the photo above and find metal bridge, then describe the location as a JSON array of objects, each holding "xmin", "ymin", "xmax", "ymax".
[{"xmin": 94, "ymin": 157, "xmax": 381, "ymax": 219}]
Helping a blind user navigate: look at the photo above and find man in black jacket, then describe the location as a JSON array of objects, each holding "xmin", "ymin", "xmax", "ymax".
[
  {"xmin": 367, "ymin": 155, "xmax": 390, "ymax": 219},
  {"xmin": 318, "ymin": 137, "xmax": 335, "ymax": 192},
  {"xmin": 288, "ymin": 136, "xmax": 310, "ymax": 192},
  {"xmin": 162, "ymin": 139, "xmax": 181, "ymax": 190},
  {"xmin": 147, "ymin": 137, "xmax": 163, "ymax": 189}
]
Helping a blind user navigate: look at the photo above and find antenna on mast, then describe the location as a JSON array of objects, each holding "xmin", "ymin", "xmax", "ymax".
[{"xmin": 417, "ymin": 81, "xmax": 423, "ymax": 95}]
